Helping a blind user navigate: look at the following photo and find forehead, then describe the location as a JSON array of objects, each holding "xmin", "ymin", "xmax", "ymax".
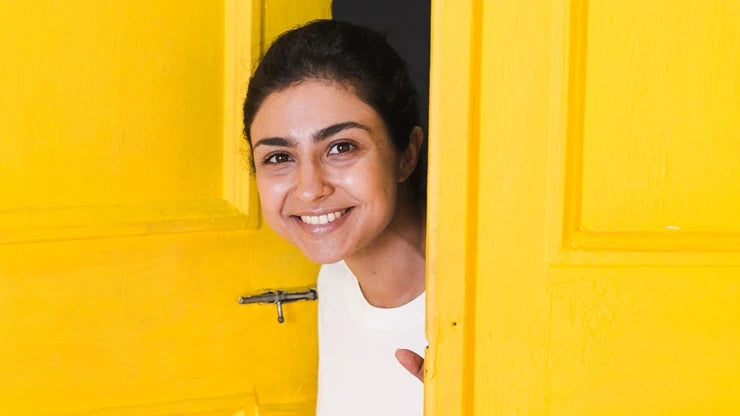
[{"xmin": 250, "ymin": 80, "xmax": 385, "ymax": 139}]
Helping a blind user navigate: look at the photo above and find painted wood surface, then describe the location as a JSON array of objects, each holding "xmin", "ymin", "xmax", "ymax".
[
  {"xmin": 0, "ymin": 1, "xmax": 330, "ymax": 415},
  {"xmin": 427, "ymin": 0, "xmax": 740, "ymax": 414}
]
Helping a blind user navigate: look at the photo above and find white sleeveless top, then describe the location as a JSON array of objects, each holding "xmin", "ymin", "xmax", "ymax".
[{"xmin": 315, "ymin": 261, "xmax": 426, "ymax": 416}]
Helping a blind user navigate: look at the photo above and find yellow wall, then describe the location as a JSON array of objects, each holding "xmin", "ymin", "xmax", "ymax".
[
  {"xmin": 0, "ymin": 1, "xmax": 330, "ymax": 415},
  {"xmin": 427, "ymin": 0, "xmax": 740, "ymax": 415}
]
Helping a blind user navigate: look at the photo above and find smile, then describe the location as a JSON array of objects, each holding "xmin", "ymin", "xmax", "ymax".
[{"xmin": 298, "ymin": 208, "xmax": 351, "ymax": 225}]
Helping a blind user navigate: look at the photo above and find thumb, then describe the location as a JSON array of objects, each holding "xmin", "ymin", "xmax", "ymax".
[{"xmin": 395, "ymin": 348, "xmax": 424, "ymax": 382}]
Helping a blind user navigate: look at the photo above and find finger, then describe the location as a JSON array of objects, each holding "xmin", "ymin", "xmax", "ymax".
[{"xmin": 395, "ymin": 348, "xmax": 424, "ymax": 382}]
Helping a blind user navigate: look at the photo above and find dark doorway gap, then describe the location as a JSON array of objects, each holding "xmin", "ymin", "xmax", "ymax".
[{"xmin": 332, "ymin": 0, "xmax": 431, "ymax": 135}]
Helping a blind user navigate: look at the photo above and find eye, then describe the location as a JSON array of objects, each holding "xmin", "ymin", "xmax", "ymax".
[
  {"xmin": 264, "ymin": 152, "xmax": 292, "ymax": 165},
  {"xmin": 328, "ymin": 142, "xmax": 355, "ymax": 155}
]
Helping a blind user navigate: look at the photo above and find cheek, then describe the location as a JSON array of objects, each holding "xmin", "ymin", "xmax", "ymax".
[
  {"xmin": 255, "ymin": 174, "xmax": 292, "ymax": 219},
  {"xmin": 339, "ymin": 156, "xmax": 399, "ymax": 209}
]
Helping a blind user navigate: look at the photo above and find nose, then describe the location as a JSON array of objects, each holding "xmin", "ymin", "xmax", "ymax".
[{"xmin": 295, "ymin": 159, "xmax": 333, "ymax": 202}]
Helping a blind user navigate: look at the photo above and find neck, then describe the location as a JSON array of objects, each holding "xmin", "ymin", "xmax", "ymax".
[{"xmin": 344, "ymin": 194, "xmax": 426, "ymax": 308}]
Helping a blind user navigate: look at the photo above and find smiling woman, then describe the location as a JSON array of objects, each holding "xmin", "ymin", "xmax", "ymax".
[
  {"xmin": 251, "ymin": 81, "xmax": 416, "ymax": 265},
  {"xmin": 243, "ymin": 20, "xmax": 427, "ymax": 416}
]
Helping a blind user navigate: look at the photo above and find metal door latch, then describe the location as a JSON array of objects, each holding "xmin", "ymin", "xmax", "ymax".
[{"xmin": 238, "ymin": 288, "xmax": 317, "ymax": 323}]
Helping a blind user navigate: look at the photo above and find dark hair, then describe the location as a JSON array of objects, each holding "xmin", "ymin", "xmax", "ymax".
[{"xmin": 243, "ymin": 19, "xmax": 426, "ymax": 204}]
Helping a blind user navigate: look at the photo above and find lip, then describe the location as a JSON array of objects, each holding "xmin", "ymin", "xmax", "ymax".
[
  {"xmin": 292, "ymin": 207, "xmax": 354, "ymax": 235},
  {"xmin": 292, "ymin": 207, "xmax": 352, "ymax": 217}
]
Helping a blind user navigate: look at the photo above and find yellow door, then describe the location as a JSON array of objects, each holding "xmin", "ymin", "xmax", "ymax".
[
  {"xmin": 0, "ymin": 1, "xmax": 328, "ymax": 415},
  {"xmin": 427, "ymin": 0, "xmax": 740, "ymax": 415}
]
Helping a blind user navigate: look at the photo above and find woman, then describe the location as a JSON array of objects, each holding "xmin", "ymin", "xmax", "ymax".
[{"xmin": 243, "ymin": 19, "xmax": 426, "ymax": 416}]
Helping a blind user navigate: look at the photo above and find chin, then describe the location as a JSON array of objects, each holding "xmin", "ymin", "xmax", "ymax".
[{"xmin": 297, "ymin": 243, "xmax": 347, "ymax": 265}]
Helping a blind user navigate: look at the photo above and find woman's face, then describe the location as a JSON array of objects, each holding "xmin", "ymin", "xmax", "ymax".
[{"xmin": 250, "ymin": 80, "xmax": 405, "ymax": 264}]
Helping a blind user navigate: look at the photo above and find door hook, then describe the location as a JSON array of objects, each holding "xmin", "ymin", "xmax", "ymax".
[{"xmin": 239, "ymin": 288, "xmax": 317, "ymax": 323}]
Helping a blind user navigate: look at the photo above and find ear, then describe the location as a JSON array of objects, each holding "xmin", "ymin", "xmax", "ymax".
[{"xmin": 398, "ymin": 126, "xmax": 424, "ymax": 182}]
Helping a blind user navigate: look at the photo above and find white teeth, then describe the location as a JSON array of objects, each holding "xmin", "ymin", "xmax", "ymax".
[{"xmin": 299, "ymin": 209, "xmax": 348, "ymax": 225}]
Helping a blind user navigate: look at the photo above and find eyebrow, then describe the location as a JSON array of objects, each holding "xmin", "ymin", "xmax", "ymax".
[
  {"xmin": 253, "ymin": 121, "xmax": 371, "ymax": 149},
  {"xmin": 313, "ymin": 121, "xmax": 371, "ymax": 142},
  {"xmin": 252, "ymin": 137, "xmax": 294, "ymax": 149}
]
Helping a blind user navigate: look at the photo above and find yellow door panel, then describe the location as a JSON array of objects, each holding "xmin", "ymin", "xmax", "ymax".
[
  {"xmin": 0, "ymin": 1, "xmax": 329, "ymax": 415},
  {"xmin": 579, "ymin": 0, "xmax": 740, "ymax": 233},
  {"xmin": 428, "ymin": 0, "xmax": 740, "ymax": 415},
  {"xmin": 0, "ymin": 1, "xmax": 224, "ymax": 209}
]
